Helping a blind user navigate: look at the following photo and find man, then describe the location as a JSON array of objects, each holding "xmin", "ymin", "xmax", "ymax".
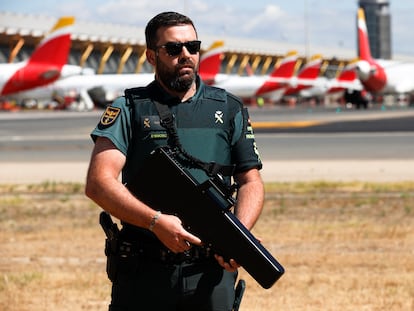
[{"xmin": 85, "ymin": 11, "xmax": 264, "ymax": 311}]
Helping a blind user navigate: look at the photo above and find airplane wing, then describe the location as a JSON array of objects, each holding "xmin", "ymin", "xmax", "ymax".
[{"xmin": 0, "ymin": 16, "xmax": 75, "ymax": 96}]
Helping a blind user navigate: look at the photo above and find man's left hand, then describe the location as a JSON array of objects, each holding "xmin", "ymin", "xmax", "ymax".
[{"xmin": 214, "ymin": 254, "xmax": 240, "ymax": 272}]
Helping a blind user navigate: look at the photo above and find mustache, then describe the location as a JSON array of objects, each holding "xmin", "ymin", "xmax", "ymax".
[{"xmin": 177, "ymin": 58, "xmax": 195, "ymax": 68}]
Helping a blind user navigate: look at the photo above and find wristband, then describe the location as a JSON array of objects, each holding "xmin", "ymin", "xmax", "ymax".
[{"xmin": 149, "ymin": 211, "xmax": 161, "ymax": 231}]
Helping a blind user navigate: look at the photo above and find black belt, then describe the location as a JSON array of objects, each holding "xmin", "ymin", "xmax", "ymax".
[{"xmin": 116, "ymin": 236, "xmax": 214, "ymax": 265}]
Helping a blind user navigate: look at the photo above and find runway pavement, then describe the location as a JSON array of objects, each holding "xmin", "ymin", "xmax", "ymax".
[{"xmin": 1, "ymin": 106, "xmax": 413, "ymax": 184}]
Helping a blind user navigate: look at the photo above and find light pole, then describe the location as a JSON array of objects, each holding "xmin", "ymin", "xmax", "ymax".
[{"xmin": 304, "ymin": 0, "xmax": 310, "ymax": 59}]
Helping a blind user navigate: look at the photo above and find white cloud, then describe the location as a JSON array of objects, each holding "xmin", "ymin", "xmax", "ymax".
[{"xmin": 242, "ymin": 5, "xmax": 283, "ymax": 33}]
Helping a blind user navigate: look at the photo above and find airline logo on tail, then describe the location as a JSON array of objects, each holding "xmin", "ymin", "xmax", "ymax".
[
  {"xmin": 356, "ymin": 8, "xmax": 387, "ymax": 92},
  {"xmin": 199, "ymin": 40, "xmax": 225, "ymax": 85},
  {"xmin": 0, "ymin": 16, "xmax": 75, "ymax": 96},
  {"xmin": 255, "ymin": 50, "xmax": 298, "ymax": 96}
]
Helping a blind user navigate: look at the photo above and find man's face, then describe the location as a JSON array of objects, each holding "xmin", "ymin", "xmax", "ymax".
[{"xmin": 149, "ymin": 24, "xmax": 200, "ymax": 93}]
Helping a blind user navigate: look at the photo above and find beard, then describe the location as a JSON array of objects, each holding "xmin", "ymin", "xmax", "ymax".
[{"xmin": 156, "ymin": 57, "xmax": 198, "ymax": 92}]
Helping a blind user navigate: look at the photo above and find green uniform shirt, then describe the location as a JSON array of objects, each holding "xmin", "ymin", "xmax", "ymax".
[{"xmin": 91, "ymin": 77, "xmax": 262, "ymax": 184}]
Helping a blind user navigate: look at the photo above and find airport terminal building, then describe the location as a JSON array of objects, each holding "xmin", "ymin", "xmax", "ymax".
[
  {"xmin": 0, "ymin": 0, "xmax": 407, "ymax": 78},
  {"xmin": 0, "ymin": 11, "xmax": 356, "ymax": 79},
  {"xmin": 0, "ymin": 2, "xmax": 411, "ymax": 109}
]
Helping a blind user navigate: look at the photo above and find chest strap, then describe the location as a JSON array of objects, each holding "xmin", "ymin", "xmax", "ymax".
[{"xmin": 153, "ymin": 100, "xmax": 235, "ymax": 177}]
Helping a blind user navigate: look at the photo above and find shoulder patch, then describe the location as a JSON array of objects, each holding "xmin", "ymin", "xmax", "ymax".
[{"xmin": 100, "ymin": 106, "xmax": 120, "ymax": 126}]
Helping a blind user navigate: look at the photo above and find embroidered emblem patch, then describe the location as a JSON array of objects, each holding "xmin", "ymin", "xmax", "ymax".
[
  {"xmin": 100, "ymin": 107, "xmax": 120, "ymax": 126},
  {"xmin": 143, "ymin": 117, "xmax": 151, "ymax": 128},
  {"xmin": 215, "ymin": 110, "xmax": 224, "ymax": 124}
]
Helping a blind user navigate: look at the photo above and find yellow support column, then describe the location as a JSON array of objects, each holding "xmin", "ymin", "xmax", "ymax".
[
  {"xmin": 226, "ymin": 54, "xmax": 238, "ymax": 74},
  {"xmin": 260, "ymin": 56, "xmax": 273, "ymax": 75},
  {"xmin": 117, "ymin": 46, "xmax": 133, "ymax": 74},
  {"xmin": 135, "ymin": 48, "xmax": 147, "ymax": 73},
  {"xmin": 237, "ymin": 54, "xmax": 251, "ymax": 76},
  {"xmin": 80, "ymin": 43, "xmax": 93, "ymax": 68},
  {"xmin": 98, "ymin": 45, "xmax": 114, "ymax": 74},
  {"xmin": 8, "ymin": 37, "xmax": 25, "ymax": 63},
  {"xmin": 250, "ymin": 55, "xmax": 262, "ymax": 75}
]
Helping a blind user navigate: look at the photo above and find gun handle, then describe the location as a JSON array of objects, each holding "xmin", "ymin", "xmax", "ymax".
[{"xmin": 99, "ymin": 211, "xmax": 119, "ymax": 240}]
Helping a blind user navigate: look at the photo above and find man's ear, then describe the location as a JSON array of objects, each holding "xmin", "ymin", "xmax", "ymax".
[{"xmin": 146, "ymin": 49, "xmax": 156, "ymax": 66}]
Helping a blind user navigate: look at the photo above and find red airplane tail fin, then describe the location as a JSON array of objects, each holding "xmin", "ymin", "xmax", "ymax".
[
  {"xmin": 269, "ymin": 51, "xmax": 298, "ymax": 79},
  {"xmin": 356, "ymin": 8, "xmax": 386, "ymax": 92},
  {"xmin": 327, "ymin": 59, "xmax": 361, "ymax": 94},
  {"xmin": 28, "ymin": 16, "xmax": 74, "ymax": 66},
  {"xmin": 283, "ymin": 54, "xmax": 322, "ymax": 96},
  {"xmin": 296, "ymin": 54, "xmax": 322, "ymax": 80},
  {"xmin": 255, "ymin": 50, "xmax": 298, "ymax": 96},
  {"xmin": 357, "ymin": 8, "xmax": 372, "ymax": 61},
  {"xmin": 1, "ymin": 16, "xmax": 75, "ymax": 95},
  {"xmin": 199, "ymin": 41, "xmax": 225, "ymax": 84},
  {"xmin": 337, "ymin": 59, "xmax": 358, "ymax": 82}
]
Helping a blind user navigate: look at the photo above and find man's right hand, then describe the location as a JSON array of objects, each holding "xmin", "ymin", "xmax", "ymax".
[{"xmin": 151, "ymin": 213, "xmax": 202, "ymax": 253}]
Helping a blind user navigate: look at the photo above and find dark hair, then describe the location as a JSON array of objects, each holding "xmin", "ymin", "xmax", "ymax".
[{"xmin": 145, "ymin": 11, "xmax": 197, "ymax": 50}]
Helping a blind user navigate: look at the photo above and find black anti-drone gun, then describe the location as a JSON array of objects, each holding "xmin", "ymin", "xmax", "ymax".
[{"xmin": 126, "ymin": 146, "xmax": 284, "ymax": 289}]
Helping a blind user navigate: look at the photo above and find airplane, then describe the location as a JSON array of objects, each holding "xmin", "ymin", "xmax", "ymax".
[
  {"xmin": 212, "ymin": 50, "xmax": 299, "ymax": 100},
  {"xmin": 0, "ymin": 16, "xmax": 76, "ymax": 97},
  {"xmin": 297, "ymin": 59, "xmax": 363, "ymax": 101},
  {"xmin": 252, "ymin": 53, "xmax": 324, "ymax": 103},
  {"xmin": 356, "ymin": 8, "xmax": 414, "ymax": 97},
  {"xmin": 326, "ymin": 59, "xmax": 363, "ymax": 95},
  {"xmin": 4, "ymin": 40, "xmax": 225, "ymax": 110},
  {"xmin": 282, "ymin": 54, "xmax": 323, "ymax": 96}
]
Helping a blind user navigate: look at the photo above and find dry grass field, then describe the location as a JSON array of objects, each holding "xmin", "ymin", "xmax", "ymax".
[{"xmin": 0, "ymin": 181, "xmax": 413, "ymax": 311}]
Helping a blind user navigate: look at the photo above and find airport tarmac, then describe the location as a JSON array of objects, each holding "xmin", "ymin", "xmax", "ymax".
[{"xmin": 1, "ymin": 106, "xmax": 413, "ymax": 184}]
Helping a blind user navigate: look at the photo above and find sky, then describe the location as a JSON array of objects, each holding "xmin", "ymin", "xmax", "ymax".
[{"xmin": 1, "ymin": 0, "xmax": 414, "ymax": 58}]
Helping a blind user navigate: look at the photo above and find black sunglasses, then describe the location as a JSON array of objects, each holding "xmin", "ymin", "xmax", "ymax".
[{"xmin": 157, "ymin": 40, "xmax": 201, "ymax": 56}]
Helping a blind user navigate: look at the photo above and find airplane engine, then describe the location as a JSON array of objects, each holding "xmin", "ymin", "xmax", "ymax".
[{"xmin": 355, "ymin": 60, "xmax": 372, "ymax": 81}]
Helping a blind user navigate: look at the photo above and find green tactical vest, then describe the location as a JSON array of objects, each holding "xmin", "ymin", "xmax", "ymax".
[
  {"xmin": 91, "ymin": 79, "xmax": 262, "ymax": 186},
  {"xmin": 123, "ymin": 81, "xmax": 246, "ymax": 185}
]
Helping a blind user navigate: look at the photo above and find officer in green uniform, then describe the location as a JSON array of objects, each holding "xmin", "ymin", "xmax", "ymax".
[{"xmin": 86, "ymin": 11, "xmax": 265, "ymax": 311}]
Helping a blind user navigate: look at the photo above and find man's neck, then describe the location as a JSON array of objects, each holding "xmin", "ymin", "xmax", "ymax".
[{"xmin": 156, "ymin": 79, "xmax": 197, "ymax": 102}]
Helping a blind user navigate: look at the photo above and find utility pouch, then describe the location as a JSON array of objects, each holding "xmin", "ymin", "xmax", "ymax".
[{"xmin": 106, "ymin": 240, "xmax": 141, "ymax": 282}]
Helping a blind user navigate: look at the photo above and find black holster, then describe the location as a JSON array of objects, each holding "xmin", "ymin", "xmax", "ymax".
[{"xmin": 100, "ymin": 212, "xmax": 145, "ymax": 282}]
